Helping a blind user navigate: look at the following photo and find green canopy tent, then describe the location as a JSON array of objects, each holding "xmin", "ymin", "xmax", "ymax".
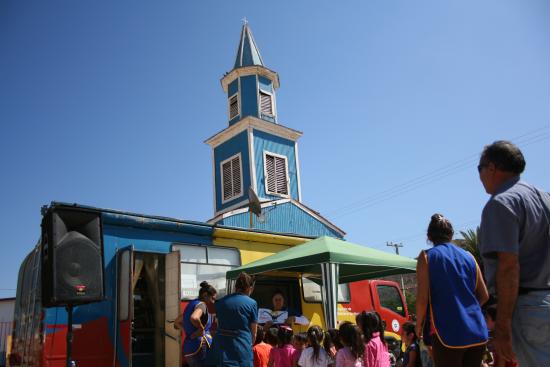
[{"xmin": 226, "ymin": 236, "xmax": 417, "ymax": 329}]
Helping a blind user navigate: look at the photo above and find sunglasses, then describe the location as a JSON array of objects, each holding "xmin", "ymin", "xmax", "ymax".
[{"xmin": 477, "ymin": 163, "xmax": 488, "ymax": 173}]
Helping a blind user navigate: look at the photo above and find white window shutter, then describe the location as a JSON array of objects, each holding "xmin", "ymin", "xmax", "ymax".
[
  {"xmin": 221, "ymin": 154, "xmax": 242, "ymax": 202},
  {"xmin": 265, "ymin": 153, "xmax": 289, "ymax": 196},
  {"xmin": 229, "ymin": 95, "xmax": 239, "ymax": 120},
  {"xmin": 231, "ymin": 156, "xmax": 241, "ymax": 196},
  {"xmin": 274, "ymin": 156, "xmax": 288, "ymax": 195},
  {"xmin": 266, "ymin": 155, "xmax": 276, "ymax": 193},
  {"xmin": 222, "ymin": 161, "xmax": 233, "ymax": 200},
  {"xmin": 260, "ymin": 91, "xmax": 273, "ymax": 115}
]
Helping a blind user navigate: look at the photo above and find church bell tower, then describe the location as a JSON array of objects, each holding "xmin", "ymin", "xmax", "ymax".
[{"xmin": 205, "ymin": 23, "xmax": 344, "ymax": 239}]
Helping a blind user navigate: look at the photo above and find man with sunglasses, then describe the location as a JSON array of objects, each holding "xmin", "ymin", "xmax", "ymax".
[{"xmin": 478, "ymin": 140, "xmax": 550, "ymax": 366}]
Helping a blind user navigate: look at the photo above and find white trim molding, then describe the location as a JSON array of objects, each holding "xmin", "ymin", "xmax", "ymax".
[
  {"xmin": 221, "ymin": 65, "xmax": 280, "ymax": 92},
  {"xmin": 247, "ymin": 126, "xmax": 257, "ymax": 193},
  {"xmin": 205, "ymin": 116, "xmax": 302, "ymax": 148},
  {"xmin": 294, "ymin": 142, "xmax": 302, "ymax": 202},
  {"xmin": 211, "ymin": 149, "xmax": 216, "ymax": 214}
]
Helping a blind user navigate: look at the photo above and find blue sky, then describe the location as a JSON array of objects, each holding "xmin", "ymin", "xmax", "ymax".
[{"xmin": 1, "ymin": 0, "xmax": 549, "ymax": 297}]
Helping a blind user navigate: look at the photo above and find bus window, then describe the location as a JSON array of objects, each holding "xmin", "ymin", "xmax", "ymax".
[
  {"xmin": 302, "ymin": 277, "xmax": 350, "ymax": 303},
  {"xmin": 376, "ymin": 285, "xmax": 406, "ymax": 317},
  {"xmin": 172, "ymin": 244, "xmax": 240, "ymax": 299}
]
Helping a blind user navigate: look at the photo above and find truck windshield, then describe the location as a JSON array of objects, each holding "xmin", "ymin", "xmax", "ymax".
[{"xmin": 376, "ymin": 285, "xmax": 406, "ymax": 317}]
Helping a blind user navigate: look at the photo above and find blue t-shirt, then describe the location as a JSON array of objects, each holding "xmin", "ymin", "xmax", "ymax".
[
  {"xmin": 209, "ymin": 293, "xmax": 258, "ymax": 367},
  {"xmin": 480, "ymin": 177, "xmax": 550, "ymax": 292}
]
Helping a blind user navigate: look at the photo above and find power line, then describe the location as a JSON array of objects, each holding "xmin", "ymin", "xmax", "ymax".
[
  {"xmin": 386, "ymin": 218, "xmax": 479, "ymax": 246},
  {"xmin": 329, "ymin": 125, "xmax": 550, "ymax": 219}
]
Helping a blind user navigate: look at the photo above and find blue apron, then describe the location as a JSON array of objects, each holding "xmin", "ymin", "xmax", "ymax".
[
  {"xmin": 427, "ymin": 243, "xmax": 488, "ymax": 348},
  {"xmin": 182, "ymin": 299, "xmax": 213, "ymax": 356}
]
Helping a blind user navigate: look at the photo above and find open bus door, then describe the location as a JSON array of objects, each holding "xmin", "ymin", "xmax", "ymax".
[
  {"xmin": 117, "ymin": 247, "xmax": 134, "ymax": 367},
  {"xmin": 164, "ymin": 251, "xmax": 181, "ymax": 367},
  {"xmin": 117, "ymin": 248, "xmax": 181, "ymax": 367}
]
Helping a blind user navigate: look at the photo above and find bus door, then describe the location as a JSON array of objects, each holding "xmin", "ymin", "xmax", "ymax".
[{"xmin": 117, "ymin": 248, "xmax": 181, "ymax": 367}]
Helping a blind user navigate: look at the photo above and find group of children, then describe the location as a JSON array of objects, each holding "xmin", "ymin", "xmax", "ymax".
[
  {"xmin": 394, "ymin": 304, "xmax": 520, "ymax": 367},
  {"xmin": 253, "ymin": 311, "xmax": 394, "ymax": 367}
]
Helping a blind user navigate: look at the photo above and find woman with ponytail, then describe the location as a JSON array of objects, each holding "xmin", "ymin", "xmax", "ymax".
[
  {"xmin": 415, "ymin": 214, "xmax": 488, "ymax": 367},
  {"xmin": 209, "ymin": 272, "xmax": 258, "ymax": 367},
  {"xmin": 298, "ymin": 325, "xmax": 330, "ymax": 367},
  {"xmin": 175, "ymin": 281, "xmax": 217, "ymax": 367}
]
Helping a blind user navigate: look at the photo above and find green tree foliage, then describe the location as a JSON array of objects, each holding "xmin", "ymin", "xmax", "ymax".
[
  {"xmin": 405, "ymin": 291, "xmax": 416, "ymax": 317},
  {"xmin": 453, "ymin": 227, "xmax": 484, "ymax": 273}
]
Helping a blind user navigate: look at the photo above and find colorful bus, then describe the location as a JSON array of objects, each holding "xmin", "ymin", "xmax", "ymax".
[{"xmin": 10, "ymin": 203, "xmax": 409, "ymax": 367}]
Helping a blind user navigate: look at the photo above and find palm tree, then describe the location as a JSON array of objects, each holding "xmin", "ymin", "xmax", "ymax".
[{"xmin": 453, "ymin": 227, "xmax": 484, "ymax": 273}]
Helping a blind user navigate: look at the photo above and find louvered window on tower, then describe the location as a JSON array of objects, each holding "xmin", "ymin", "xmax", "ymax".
[
  {"xmin": 265, "ymin": 153, "xmax": 288, "ymax": 196},
  {"xmin": 221, "ymin": 154, "xmax": 242, "ymax": 202},
  {"xmin": 259, "ymin": 91, "xmax": 273, "ymax": 115},
  {"xmin": 229, "ymin": 94, "xmax": 239, "ymax": 120}
]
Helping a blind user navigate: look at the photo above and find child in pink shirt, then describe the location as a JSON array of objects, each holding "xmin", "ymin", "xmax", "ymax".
[
  {"xmin": 335, "ymin": 322, "xmax": 364, "ymax": 367},
  {"xmin": 269, "ymin": 325, "xmax": 299, "ymax": 367},
  {"xmin": 356, "ymin": 311, "xmax": 390, "ymax": 367}
]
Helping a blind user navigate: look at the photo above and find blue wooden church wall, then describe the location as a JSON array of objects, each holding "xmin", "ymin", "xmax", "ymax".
[
  {"xmin": 216, "ymin": 201, "xmax": 342, "ymax": 238},
  {"xmin": 214, "ymin": 130, "xmax": 251, "ymax": 211},
  {"xmin": 253, "ymin": 129, "xmax": 299, "ymax": 201}
]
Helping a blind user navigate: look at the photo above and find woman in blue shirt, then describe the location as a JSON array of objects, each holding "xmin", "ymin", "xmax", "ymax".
[
  {"xmin": 208, "ymin": 272, "xmax": 258, "ymax": 367},
  {"xmin": 415, "ymin": 214, "xmax": 489, "ymax": 367}
]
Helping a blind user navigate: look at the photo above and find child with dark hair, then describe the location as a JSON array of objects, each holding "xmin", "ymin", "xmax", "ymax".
[
  {"xmin": 298, "ymin": 325, "xmax": 331, "ymax": 367},
  {"xmin": 325, "ymin": 328, "xmax": 342, "ymax": 361},
  {"xmin": 323, "ymin": 329, "xmax": 342, "ymax": 366},
  {"xmin": 335, "ymin": 322, "xmax": 364, "ymax": 367},
  {"xmin": 293, "ymin": 333, "xmax": 307, "ymax": 361},
  {"xmin": 400, "ymin": 322, "xmax": 421, "ymax": 367},
  {"xmin": 357, "ymin": 311, "xmax": 390, "ymax": 367},
  {"xmin": 254, "ymin": 325, "xmax": 273, "ymax": 367},
  {"xmin": 266, "ymin": 327, "xmax": 280, "ymax": 347},
  {"xmin": 268, "ymin": 325, "xmax": 299, "ymax": 367}
]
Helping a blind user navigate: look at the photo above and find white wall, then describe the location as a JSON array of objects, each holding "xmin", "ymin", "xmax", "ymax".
[{"xmin": 0, "ymin": 300, "xmax": 14, "ymax": 323}]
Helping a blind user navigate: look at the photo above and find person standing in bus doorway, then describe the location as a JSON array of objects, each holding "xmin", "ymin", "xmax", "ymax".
[
  {"xmin": 208, "ymin": 272, "xmax": 258, "ymax": 367},
  {"xmin": 477, "ymin": 140, "xmax": 550, "ymax": 366},
  {"xmin": 175, "ymin": 281, "xmax": 217, "ymax": 367}
]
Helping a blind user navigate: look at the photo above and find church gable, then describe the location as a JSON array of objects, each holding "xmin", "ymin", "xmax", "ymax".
[{"xmin": 209, "ymin": 200, "xmax": 345, "ymax": 239}]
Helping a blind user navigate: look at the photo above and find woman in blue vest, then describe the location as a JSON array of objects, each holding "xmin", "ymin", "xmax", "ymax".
[
  {"xmin": 415, "ymin": 214, "xmax": 489, "ymax": 367},
  {"xmin": 175, "ymin": 281, "xmax": 217, "ymax": 367}
]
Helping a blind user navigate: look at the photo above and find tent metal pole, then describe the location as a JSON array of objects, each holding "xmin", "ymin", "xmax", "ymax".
[{"xmin": 320, "ymin": 262, "xmax": 339, "ymax": 330}]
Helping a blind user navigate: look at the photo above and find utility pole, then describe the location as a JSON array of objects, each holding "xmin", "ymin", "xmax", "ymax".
[
  {"xmin": 386, "ymin": 242, "xmax": 406, "ymax": 297},
  {"xmin": 386, "ymin": 242, "xmax": 403, "ymax": 255}
]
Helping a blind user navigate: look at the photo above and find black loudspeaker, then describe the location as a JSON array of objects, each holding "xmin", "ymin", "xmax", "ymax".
[{"xmin": 41, "ymin": 207, "xmax": 105, "ymax": 307}]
